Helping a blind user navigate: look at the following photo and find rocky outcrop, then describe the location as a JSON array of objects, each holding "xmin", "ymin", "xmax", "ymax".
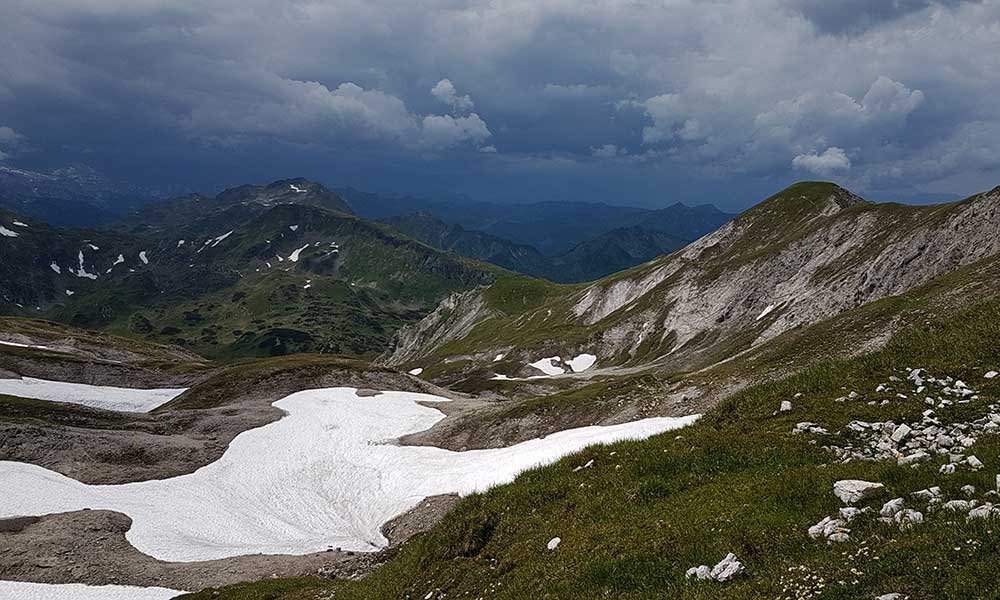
[{"xmin": 389, "ymin": 183, "xmax": 1000, "ymax": 377}]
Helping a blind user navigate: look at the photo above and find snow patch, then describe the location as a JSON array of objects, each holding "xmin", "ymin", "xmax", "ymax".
[
  {"xmin": 177, "ymin": 240, "xmax": 185, "ymax": 247},
  {"xmin": 0, "ymin": 226, "xmax": 19, "ymax": 238},
  {"xmin": 0, "ymin": 581, "xmax": 183, "ymax": 600},
  {"xmin": 0, "ymin": 377, "xmax": 187, "ymax": 412},
  {"xmin": 139, "ymin": 251, "xmax": 149, "ymax": 264},
  {"xmin": 529, "ymin": 356, "xmax": 565, "ymax": 376},
  {"xmin": 74, "ymin": 251, "xmax": 98, "ymax": 279},
  {"xmin": 49, "ymin": 262, "xmax": 61, "ymax": 274},
  {"xmin": 0, "ymin": 388, "xmax": 699, "ymax": 561},
  {"xmin": 289, "ymin": 244, "xmax": 310, "ymax": 262},
  {"xmin": 567, "ymin": 353, "xmax": 597, "ymax": 372},
  {"xmin": 289, "ymin": 184, "xmax": 307, "ymax": 193},
  {"xmin": 408, "ymin": 368, "xmax": 424, "ymax": 376},
  {"xmin": 65, "ymin": 290, "xmax": 75, "ymax": 296},
  {"xmin": 289, "ymin": 225, "xmax": 299, "ymax": 231},
  {"xmin": 0, "ymin": 340, "xmax": 52, "ymax": 351},
  {"xmin": 755, "ymin": 304, "xmax": 776, "ymax": 321},
  {"xmin": 86, "ymin": 243, "xmax": 100, "ymax": 251},
  {"xmin": 209, "ymin": 231, "xmax": 234, "ymax": 248},
  {"xmin": 494, "ymin": 353, "xmax": 505, "ymax": 362},
  {"xmin": 12, "ymin": 221, "xmax": 28, "ymax": 227}
]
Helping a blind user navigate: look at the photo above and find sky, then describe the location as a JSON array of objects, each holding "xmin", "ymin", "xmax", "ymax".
[{"xmin": 0, "ymin": 0, "xmax": 998, "ymax": 211}]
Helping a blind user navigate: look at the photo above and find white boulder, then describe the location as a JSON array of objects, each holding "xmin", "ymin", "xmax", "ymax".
[{"xmin": 833, "ymin": 480, "xmax": 885, "ymax": 505}]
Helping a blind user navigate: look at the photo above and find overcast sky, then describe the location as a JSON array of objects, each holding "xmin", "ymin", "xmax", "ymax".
[{"xmin": 1, "ymin": 0, "xmax": 998, "ymax": 210}]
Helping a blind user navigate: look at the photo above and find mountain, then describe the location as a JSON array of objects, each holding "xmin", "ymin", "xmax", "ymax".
[
  {"xmin": 384, "ymin": 182, "xmax": 1000, "ymax": 387},
  {"xmin": 382, "ymin": 213, "xmax": 688, "ymax": 283},
  {"xmin": 9, "ymin": 180, "xmax": 1000, "ymax": 600},
  {"xmin": 340, "ymin": 187, "xmax": 733, "ymax": 256},
  {"xmin": 0, "ymin": 164, "xmax": 164, "ymax": 226},
  {"xmin": 548, "ymin": 226, "xmax": 687, "ymax": 282},
  {"xmin": 0, "ymin": 180, "xmax": 494, "ymax": 358}
]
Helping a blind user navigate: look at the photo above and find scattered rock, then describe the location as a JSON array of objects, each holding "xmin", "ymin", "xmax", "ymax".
[
  {"xmin": 685, "ymin": 565, "xmax": 712, "ymax": 580},
  {"xmin": 780, "ymin": 401, "xmax": 792, "ymax": 412},
  {"xmin": 834, "ymin": 480, "xmax": 885, "ymax": 505},
  {"xmin": 546, "ymin": 537, "xmax": 561, "ymax": 551},
  {"xmin": 686, "ymin": 553, "xmax": 744, "ymax": 582},
  {"xmin": 879, "ymin": 498, "xmax": 905, "ymax": 518}
]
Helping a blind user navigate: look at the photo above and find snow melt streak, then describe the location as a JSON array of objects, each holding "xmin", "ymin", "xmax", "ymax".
[{"xmin": 0, "ymin": 388, "xmax": 698, "ymax": 562}]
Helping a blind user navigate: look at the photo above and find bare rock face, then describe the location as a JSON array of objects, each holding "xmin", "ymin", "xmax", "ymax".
[
  {"xmin": 384, "ymin": 288, "xmax": 495, "ymax": 365},
  {"xmin": 387, "ymin": 184, "xmax": 1000, "ymax": 379}
]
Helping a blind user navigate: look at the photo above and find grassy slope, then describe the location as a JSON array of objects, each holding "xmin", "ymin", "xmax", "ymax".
[{"xmin": 184, "ymin": 291, "xmax": 1000, "ymax": 600}]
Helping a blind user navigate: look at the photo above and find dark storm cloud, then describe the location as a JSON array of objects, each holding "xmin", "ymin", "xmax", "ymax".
[
  {"xmin": 1, "ymin": 0, "xmax": 999, "ymax": 209},
  {"xmin": 787, "ymin": 0, "xmax": 976, "ymax": 35}
]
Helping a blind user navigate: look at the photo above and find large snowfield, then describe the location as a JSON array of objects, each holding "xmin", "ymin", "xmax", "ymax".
[
  {"xmin": 0, "ymin": 377, "xmax": 187, "ymax": 413},
  {"xmin": 0, "ymin": 387, "xmax": 699, "ymax": 562},
  {"xmin": 0, "ymin": 581, "xmax": 183, "ymax": 599}
]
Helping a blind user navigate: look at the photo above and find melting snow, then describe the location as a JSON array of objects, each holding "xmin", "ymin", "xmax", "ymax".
[
  {"xmin": 408, "ymin": 368, "xmax": 424, "ymax": 376},
  {"xmin": 177, "ymin": 240, "xmax": 185, "ymax": 247},
  {"xmin": 0, "ymin": 340, "xmax": 52, "ymax": 351},
  {"xmin": 0, "ymin": 226, "xmax": 19, "ymax": 238},
  {"xmin": 0, "ymin": 377, "xmax": 187, "ymax": 413},
  {"xmin": 74, "ymin": 251, "xmax": 98, "ymax": 279},
  {"xmin": 289, "ymin": 244, "xmax": 310, "ymax": 262},
  {"xmin": 529, "ymin": 357, "xmax": 565, "ymax": 376},
  {"xmin": 494, "ymin": 353, "xmax": 505, "ymax": 362},
  {"xmin": 0, "ymin": 581, "xmax": 183, "ymax": 600},
  {"xmin": 139, "ymin": 251, "xmax": 149, "ymax": 265},
  {"xmin": 567, "ymin": 353, "xmax": 598, "ymax": 373},
  {"xmin": 289, "ymin": 225, "xmax": 299, "ymax": 231},
  {"xmin": 0, "ymin": 388, "xmax": 699, "ymax": 561},
  {"xmin": 86, "ymin": 243, "xmax": 100, "ymax": 251},
  {"xmin": 65, "ymin": 290, "xmax": 74, "ymax": 296},
  {"xmin": 289, "ymin": 184, "xmax": 307, "ymax": 193},
  {"xmin": 209, "ymin": 231, "xmax": 234, "ymax": 248},
  {"xmin": 755, "ymin": 304, "xmax": 776, "ymax": 321},
  {"xmin": 12, "ymin": 221, "xmax": 28, "ymax": 227},
  {"xmin": 49, "ymin": 262, "xmax": 61, "ymax": 274}
]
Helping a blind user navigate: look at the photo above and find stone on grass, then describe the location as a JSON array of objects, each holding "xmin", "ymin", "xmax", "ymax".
[
  {"xmin": 893, "ymin": 509, "xmax": 923, "ymax": 529},
  {"xmin": 685, "ymin": 565, "xmax": 712, "ymax": 580},
  {"xmin": 876, "ymin": 594, "xmax": 904, "ymax": 600},
  {"xmin": 911, "ymin": 487, "xmax": 943, "ymax": 501},
  {"xmin": 897, "ymin": 452, "xmax": 929, "ymax": 466},
  {"xmin": 879, "ymin": 498, "xmax": 905, "ymax": 518},
  {"xmin": 780, "ymin": 400, "xmax": 792, "ymax": 412},
  {"xmin": 709, "ymin": 553, "xmax": 744, "ymax": 582},
  {"xmin": 968, "ymin": 504, "xmax": 996, "ymax": 520},
  {"xmin": 827, "ymin": 532, "xmax": 850, "ymax": 543},
  {"xmin": 967, "ymin": 455, "xmax": 984, "ymax": 470},
  {"xmin": 546, "ymin": 537, "xmax": 561, "ymax": 550},
  {"xmin": 833, "ymin": 480, "xmax": 885, "ymax": 505},
  {"xmin": 890, "ymin": 424, "xmax": 912, "ymax": 443},
  {"xmin": 940, "ymin": 464, "xmax": 957, "ymax": 475},
  {"xmin": 962, "ymin": 484, "xmax": 976, "ymax": 497},
  {"xmin": 943, "ymin": 500, "xmax": 974, "ymax": 512}
]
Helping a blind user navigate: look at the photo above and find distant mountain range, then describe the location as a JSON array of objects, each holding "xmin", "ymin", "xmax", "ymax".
[
  {"xmin": 338, "ymin": 187, "xmax": 734, "ymax": 256},
  {"xmin": 382, "ymin": 213, "xmax": 688, "ymax": 283},
  {"xmin": 0, "ymin": 165, "xmax": 169, "ymax": 226}
]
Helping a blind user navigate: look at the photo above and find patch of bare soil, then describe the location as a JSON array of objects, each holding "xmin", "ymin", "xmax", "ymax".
[{"xmin": 0, "ymin": 496, "xmax": 458, "ymax": 592}]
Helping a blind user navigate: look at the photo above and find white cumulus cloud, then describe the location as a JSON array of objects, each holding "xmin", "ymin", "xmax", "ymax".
[
  {"xmin": 792, "ymin": 147, "xmax": 851, "ymax": 175},
  {"xmin": 431, "ymin": 79, "xmax": 475, "ymax": 113}
]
